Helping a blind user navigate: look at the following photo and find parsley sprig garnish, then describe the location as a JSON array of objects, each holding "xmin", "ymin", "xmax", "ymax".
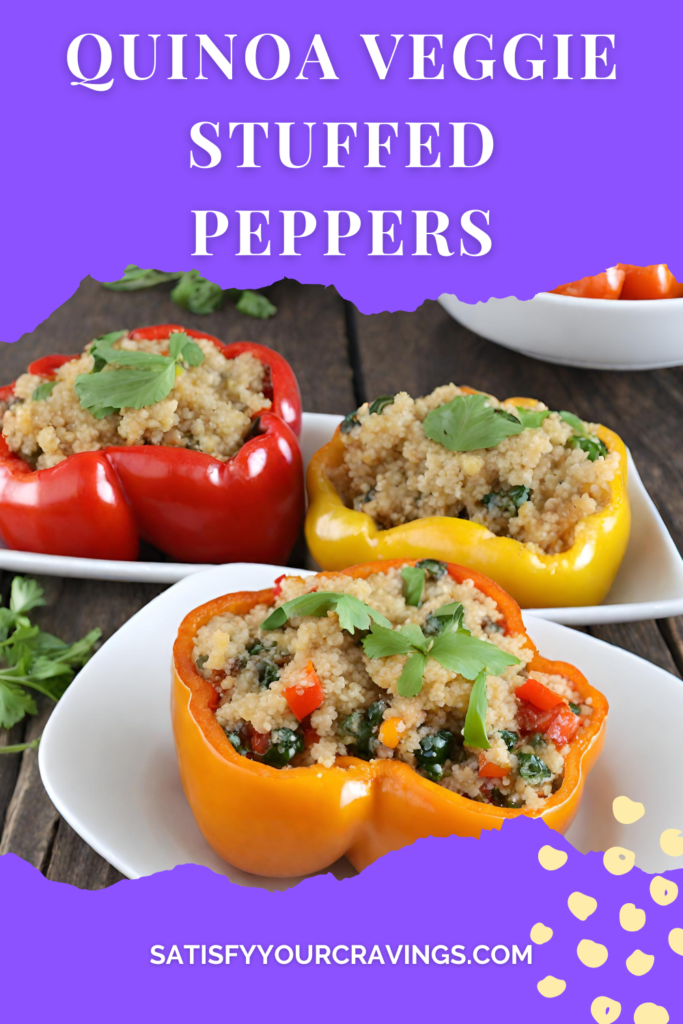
[
  {"xmin": 0, "ymin": 577, "xmax": 100, "ymax": 752},
  {"xmin": 423, "ymin": 393, "xmax": 525, "ymax": 452},
  {"xmin": 73, "ymin": 330, "xmax": 205, "ymax": 419},
  {"xmin": 261, "ymin": 592, "xmax": 391, "ymax": 634},
  {"xmin": 422, "ymin": 393, "xmax": 607, "ymax": 462},
  {"xmin": 361, "ymin": 603, "xmax": 520, "ymax": 699}
]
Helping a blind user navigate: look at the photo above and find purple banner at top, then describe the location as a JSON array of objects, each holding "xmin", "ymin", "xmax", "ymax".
[{"xmin": 2, "ymin": 0, "xmax": 683, "ymax": 339}]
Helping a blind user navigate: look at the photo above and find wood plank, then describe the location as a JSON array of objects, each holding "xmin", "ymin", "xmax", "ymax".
[
  {"xmin": 354, "ymin": 300, "xmax": 683, "ymax": 552},
  {"xmin": 46, "ymin": 820, "xmax": 125, "ymax": 889},
  {"xmin": 0, "ymin": 722, "xmax": 27, "ymax": 835},
  {"xmin": 0, "ymin": 277, "xmax": 355, "ymax": 415},
  {"xmin": 587, "ymin": 620, "xmax": 681, "ymax": 676},
  {"xmin": 0, "ymin": 700, "xmax": 59, "ymax": 869},
  {"xmin": 657, "ymin": 617, "xmax": 683, "ymax": 677}
]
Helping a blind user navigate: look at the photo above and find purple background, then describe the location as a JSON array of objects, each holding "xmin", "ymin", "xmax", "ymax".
[
  {"xmin": 1, "ymin": 818, "xmax": 681, "ymax": 1019},
  {"xmin": 3, "ymin": 0, "xmax": 683, "ymax": 340}
]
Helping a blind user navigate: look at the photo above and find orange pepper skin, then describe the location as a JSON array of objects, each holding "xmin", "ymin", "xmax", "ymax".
[
  {"xmin": 305, "ymin": 396, "xmax": 630, "ymax": 610},
  {"xmin": 617, "ymin": 264, "xmax": 683, "ymax": 300},
  {"xmin": 552, "ymin": 267, "xmax": 625, "ymax": 299},
  {"xmin": 172, "ymin": 560, "xmax": 608, "ymax": 878}
]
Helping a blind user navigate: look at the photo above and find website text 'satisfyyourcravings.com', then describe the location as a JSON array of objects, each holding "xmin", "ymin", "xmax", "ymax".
[{"xmin": 149, "ymin": 943, "xmax": 534, "ymax": 966}]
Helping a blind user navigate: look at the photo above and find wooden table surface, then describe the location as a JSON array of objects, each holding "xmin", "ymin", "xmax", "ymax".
[{"xmin": 1, "ymin": 277, "xmax": 682, "ymax": 888}]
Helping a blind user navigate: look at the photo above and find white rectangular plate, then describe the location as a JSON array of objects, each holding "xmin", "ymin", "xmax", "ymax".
[
  {"xmin": 2, "ymin": 412, "xmax": 682, "ymax": 625},
  {"xmin": 39, "ymin": 561, "xmax": 683, "ymax": 889}
]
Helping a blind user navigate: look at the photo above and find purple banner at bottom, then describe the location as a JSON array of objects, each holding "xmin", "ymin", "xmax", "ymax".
[{"xmin": 1, "ymin": 818, "xmax": 680, "ymax": 1021}]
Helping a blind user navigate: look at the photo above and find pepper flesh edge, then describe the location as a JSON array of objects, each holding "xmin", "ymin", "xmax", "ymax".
[
  {"xmin": 172, "ymin": 559, "xmax": 608, "ymax": 877},
  {"xmin": 304, "ymin": 395, "xmax": 630, "ymax": 609}
]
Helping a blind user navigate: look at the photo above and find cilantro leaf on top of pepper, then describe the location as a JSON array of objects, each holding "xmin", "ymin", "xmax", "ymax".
[{"xmin": 73, "ymin": 331, "xmax": 205, "ymax": 419}]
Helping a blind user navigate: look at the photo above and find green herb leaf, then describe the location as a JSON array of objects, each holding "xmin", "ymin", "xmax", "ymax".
[
  {"xmin": 463, "ymin": 669, "xmax": 491, "ymax": 749},
  {"xmin": 362, "ymin": 624, "xmax": 416, "ymax": 660},
  {"xmin": 424, "ymin": 393, "xmax": 524, "ymax": 453},
  {"xmin": 90, "ymin": 331, "xmax": 129, "ymax": 372},
  {"xmin": 235, "ymin": 289, "xmax": 277, "ymax": 319},
  {"xmin": 559, "ymin": 410, "xmax": 587, "ymax": 435},
  {"xmin": 32, "ymin": 381, "xmax": 57, "ymax": 401},
  {"xmin": 0, "ymin": 576, "xmax": 99, "ymax": 731},
  {"xmin": 368, "ymin": 395, "xmax": 395, "ymax": 415},
  {"xmin": 261, "ymin": 592, "xmax": 391, "ymax": 634},
  {"xmin": 396, "ymin": 623, "xmax": 429, "ymax": 651},
  {"xmin": 482, "ymin": 486, "xmax": 531, "ymax": 516},
  {"xmin": 171, "ymin": 270, "xmax": 225, "ymax": 315},
  {"xmin": 433, "ymin": 602, "xmax": 465, "ymax": 628},
  {"xmin": 397, "ymin": 652, "xmax": 428, "ymax": 697},
  {"xmin": 569, "ymin": 702, "xmax": 581, "ymax": 715},
  {"xmin": 0, "ymin": 680, "xmax": 37, "ymax": 730},
  {"xmin": 168, "ymin": 332, "xmax": 205, "ymax": 367},
  {"xmin": 10, "ymin": 577, "xmax": 46, "ymax": 616},
  {"xmin": 429, "ymin": 629, "xmax": 520, "ymax": 681},
  {"xmin": 518, "ymin": 752, "xmax": 552, "ymax": 784},
  {"xmin": 570, "ymin": 435, "xmax": 608, "ymax": 462},
  {"xmin": 516, "ymin": 407, "xmax": 551, "ymax": 429},
  {"xmin": 500, "ymin": 729, "xmax": 518, "ymax": 751},
  {"xmin": 415, "ymin": 730, "xmax": 452, "ymax": 780},
  {"xmin": 262, "ymin": 727, "xmax": 305, "ymax": 767},
  {"xmin": 100, "ymin": 266, "xmax": 183, "ymax": 291},
  {"xmin": 415, "ymin": 559, "xmax": 447, "ymax": 578},
  {"xmin": 74, "ymin": 363, "xmax": 177, "ymax": 418},
  {"xmin": 92, "ymin": 347, "xmax": 171, "ymax": 370},
  {"xmin": 0, "ymin": 737, "xmax": 41, "ymax": 756},
  {"xmin": 401, "ymin": 566, "xmax": 425, "ymax": 607},
  {"xmin": 340, "ymin": 409, "xmax": 360, "ymax": 433}
]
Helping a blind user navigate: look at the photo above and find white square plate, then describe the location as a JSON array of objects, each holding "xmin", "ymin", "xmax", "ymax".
[
  {"xmin": 39, "ymin": 561, "xmax": 683, "ymax": 889},
  {"xmin": 2, "ymin": 412, "xmax": 682, "ymax": 625}
]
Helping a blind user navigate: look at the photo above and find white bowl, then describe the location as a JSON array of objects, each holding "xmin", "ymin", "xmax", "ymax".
[{"xmin": 439, "ymin": 292, "xmax": 683, "ymax": 370}]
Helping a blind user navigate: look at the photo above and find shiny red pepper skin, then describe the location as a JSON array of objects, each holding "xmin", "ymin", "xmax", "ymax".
[{"xmin": 0, "ymin": 326, "xmax": 304, "ymax": 563}]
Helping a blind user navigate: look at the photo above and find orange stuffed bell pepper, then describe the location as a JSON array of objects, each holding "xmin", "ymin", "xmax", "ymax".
[
  {"xmin": 0, "ymin": 325, "xmax": 303, "ymax": 564},
  {"xmin": 305, "ymin": 389, "xmax": 630, "ymax": 609},
  {"xmin": 172, "ymin": 559, "xmax": 607, "ymax": 877}
]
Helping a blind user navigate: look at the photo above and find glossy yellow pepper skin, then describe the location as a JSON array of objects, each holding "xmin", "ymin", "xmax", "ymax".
[
  {"xmin": 172, "ymin": 560, "xmax": 608, "ymax": 878},
  {"xmin": 305, "ymin": 397, "xmax": 631, "ymax": 608}
]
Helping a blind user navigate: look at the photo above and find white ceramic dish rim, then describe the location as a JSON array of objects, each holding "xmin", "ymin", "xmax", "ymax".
[
  {"xmin": 450, "ymin": 291, "xmax": 683, "ymax": 310},
  {"xmin": 38, "ymin": 561, "xmax": 683, "ymax": 883}
]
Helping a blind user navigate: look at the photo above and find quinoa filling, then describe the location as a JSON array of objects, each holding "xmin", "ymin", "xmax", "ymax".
[
  {"xmin": 330, "ymin": 386, "xmax": 620, "ymax": 555},
  {"xmin": 1, "ymin": 330, "xmax": 271, "ymax": 469},
  {"xmin": 193, "ymin": 565, "xmax": 593, "ymax": 810}
]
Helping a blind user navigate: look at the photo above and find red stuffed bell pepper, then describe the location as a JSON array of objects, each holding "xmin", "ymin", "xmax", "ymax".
[{"xmin": 0, "ymin": 325, "xmax": 304, "ymax": 564}]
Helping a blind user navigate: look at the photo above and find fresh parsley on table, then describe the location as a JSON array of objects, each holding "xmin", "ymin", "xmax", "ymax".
[
  {"xmin": 100, "ymin": 265, "xmax": 277, "ymax": 319},
  {"xmin": 0, "ymin": 577, "xmax": 101, "ymax": 753}
]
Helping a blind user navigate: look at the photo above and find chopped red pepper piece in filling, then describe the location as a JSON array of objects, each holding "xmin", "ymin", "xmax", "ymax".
[
  {"xmin": 517, "ymin": 702, "xmax": 582, "ymax": 747},
  {"xmin": 515, "ymin": 677, "xmax": 564, "ymax": 711},
  {"xmin": 478, "ymin": 754, "xmax": 510, "ymax": 779},
  {"xmin": 284, "ymin": 661, "xmax": 325, "ymax": 721},
  {"xmin": 246, "ymin": 725, "xmax": 271, "ymax": 756}
]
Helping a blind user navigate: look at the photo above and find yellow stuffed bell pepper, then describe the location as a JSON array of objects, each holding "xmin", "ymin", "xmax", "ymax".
[
  {"xmin": 172, "ymin": 559, "xmax": 607, "ymax": 878},
  {"xmin": 305, "ymin": 396, "xmax": 630, "ymax": 609}
]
